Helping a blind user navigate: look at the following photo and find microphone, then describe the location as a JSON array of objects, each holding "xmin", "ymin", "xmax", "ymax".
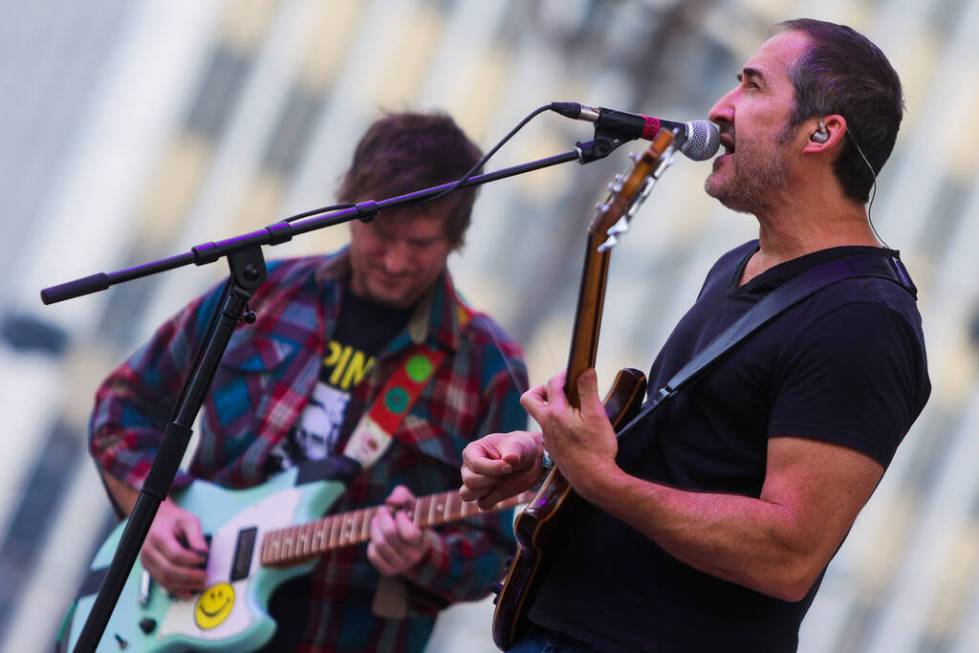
[{"xmin": 550, "ymin": 102, "xmax": 720, "ymax": 161}]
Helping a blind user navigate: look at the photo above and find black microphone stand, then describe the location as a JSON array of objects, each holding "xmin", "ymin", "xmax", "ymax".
[{"xmin": 46, "ymin": 134, "xmax": 627, "ymax": 653}]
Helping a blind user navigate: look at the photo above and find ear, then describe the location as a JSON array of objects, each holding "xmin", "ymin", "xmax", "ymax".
[{"xmin": 803, "ymin": 114, "xmax": 847, "ymax": 154}]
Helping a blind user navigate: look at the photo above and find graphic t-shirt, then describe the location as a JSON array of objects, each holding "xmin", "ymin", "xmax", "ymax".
[{"xmin": 266, "ymin": 288, "xmax": 413, "ymax": 471}]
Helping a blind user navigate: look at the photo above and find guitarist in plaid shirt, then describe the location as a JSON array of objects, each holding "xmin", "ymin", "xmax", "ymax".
[{"xmin": 89, "ymin": 111, "xmax": 528, "ymax": 652}]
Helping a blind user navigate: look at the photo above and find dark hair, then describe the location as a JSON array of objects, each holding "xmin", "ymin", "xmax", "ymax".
[
  {"xmin": 775, "ymin": 18, "xmax": 904, "ymax": 203},
  {"xmin": 337, "ymin": 111, "xmax": 483, "ymax": 247}
]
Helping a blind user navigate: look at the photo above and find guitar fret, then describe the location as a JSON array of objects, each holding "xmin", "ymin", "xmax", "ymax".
[
  {"xmin": 335, "ymin": 514, "xmax": 346, "ymax": 548},
  {"xmin": 335, "ymin": 513, "xmax": 346, "ymax": 547},
  {"xmin": 297, "ymin": 525, "xmax": 309, "ymax": 556},
  {"xmin": 361, "ymin": 508, "xmax": 374, "ymax": 541},
  {"xmin": 291, "ymin": 528, "xmax": 301, "ymax": 556},
  {"xmin": 426, "ymin": 495, "xmax": 436, "ymax": 527},
  {"xmin": 350, "ymin": 510, "xmax": 364, "ymax": 542},
  {"xmin": 433, "ymin": 496, "xmax": 445, "ymax": 525},
  {"xmin": 308, "ymin": 523, "xmax": 318, "ymax": 555},
  {"xmin": 412, "ymin": 497, "xmax": 422, "ymax": 527},
  {"xmin": 335, "ymin": 514, "xmax": 345, "ymax": 548},
  {"xmin": 338, "ymin": 514, "xmax": 349, "ymax": 547},
  {"xmin": 340, "ymin": 512, "xmax": 352, "ymax": 546},
  {"xmin": 446, "ymin": 492, "xmax": 458, "ymax": 520},
  {"xmin": 348, "ymin": 511, "xmax": 361, "ymax": 545},
  {"xmin": 312, "ymin": 525, "xmax": 326, "ymax": 554},
  {"xmin": 415, "ymin": 497, "xmax": 426, "ymax": 527},
  {"xmin": 326, "ymin": 515, "xmax": 339, "ymax": 550},
  {"xmin": 322, "ymin": 523, "xmax": 332, "ymax": 550},
  {"xmin": 304, "ymin": 523, "xmax": 315, "ymax": 555},
  {"xmin": 433, "ymin": 495, "xmax": 441, "ymax": 524}
]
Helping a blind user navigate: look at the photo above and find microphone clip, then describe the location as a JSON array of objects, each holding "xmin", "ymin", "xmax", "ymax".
[{"xmin": 576, "ymin": 134, "xmax": 629, "ymax": 164}]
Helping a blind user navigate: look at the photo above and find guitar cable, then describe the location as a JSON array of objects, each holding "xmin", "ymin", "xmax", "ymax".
[{"xmin": 403, "ymin": 103, "xmax": 556, "ymax": 210}]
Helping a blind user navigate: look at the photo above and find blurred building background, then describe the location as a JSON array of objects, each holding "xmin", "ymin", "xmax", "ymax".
[{"xmin": 1, "ymin": 0, "xmax": 977, "ymax": 651}]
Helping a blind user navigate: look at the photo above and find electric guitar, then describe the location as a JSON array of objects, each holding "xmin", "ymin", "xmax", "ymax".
[
  {"xmin": 60, "ymin": 458, "xmax": 532, "ymax": 652},
  {"xmin": 491, "ymin": 129, "xmax": 678, "ymax": 649}
]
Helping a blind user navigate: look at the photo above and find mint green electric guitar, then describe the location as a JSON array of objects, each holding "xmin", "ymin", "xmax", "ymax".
[{"xmin": 60, "ymin": 460, "xmax": 530, "ymax": 652}]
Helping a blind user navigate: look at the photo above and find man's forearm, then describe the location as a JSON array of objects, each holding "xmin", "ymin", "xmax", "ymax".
[{"xmin": 577, "ymin": 465, "xmax": 820, "ymax": 601}]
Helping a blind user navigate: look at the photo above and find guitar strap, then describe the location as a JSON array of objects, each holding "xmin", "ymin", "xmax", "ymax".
[
  {"xmin": 615, "ymin": 252, "xmax": 917, "ymax": 439},
  {"xmin": 342, "ymin": 303, "xmax": 473, "ymax": 469},
  {"xmin": 340, "ymin": 300, "xmax": 474, "ymax": 619}
]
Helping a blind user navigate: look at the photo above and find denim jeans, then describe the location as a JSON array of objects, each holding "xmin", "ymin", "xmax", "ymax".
[{"xmin": 506, "ymin": 626, "xmax": 600, "ymax": 653}]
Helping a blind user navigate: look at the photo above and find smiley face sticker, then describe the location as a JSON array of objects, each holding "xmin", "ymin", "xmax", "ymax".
[{"xmin": 194, "ymin": 582, "xmax": 235, "ymax": 630}]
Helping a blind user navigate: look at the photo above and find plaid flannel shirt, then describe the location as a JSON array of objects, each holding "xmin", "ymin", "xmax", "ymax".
[{"xmin": 89, "ymin": 249, "xmax": 528, "ymax": 652}]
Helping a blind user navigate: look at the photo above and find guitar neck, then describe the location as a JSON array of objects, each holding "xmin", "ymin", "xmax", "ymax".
[
  {"xmin": 563, "ymin": 130, "xmax": 675, "ymax": 406},
  {"xmin": 564, "ymin": 236, "xmax": 611, "ymax": 406},
  {"xmin": 260, "ymin": 488, "xmax": 534, "ymax": 567}
]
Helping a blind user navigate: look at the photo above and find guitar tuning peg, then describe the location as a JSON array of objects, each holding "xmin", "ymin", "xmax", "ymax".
[
  {"xmin": 597, "ymin": 235, "xmax": 618, "ymax": 252},
  {"xmin": 629, "ymin": 151, "xmax": 641, "ymax": 162},
  {"xmin": 608, "ymin": 181, "xmax": 623, "ymax": 193},
  {"xmin": 607, "ymin": 217, "xmax": 630, "ymax": 237},
  {"xmin": 595, "ymin": 201, "xmax": 610, "ymax": 214}
]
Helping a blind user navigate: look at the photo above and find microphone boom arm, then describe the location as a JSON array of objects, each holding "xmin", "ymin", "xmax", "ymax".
[{"xmin": 42, "ymin": 140, "xmax": 627, "ymax": 305}]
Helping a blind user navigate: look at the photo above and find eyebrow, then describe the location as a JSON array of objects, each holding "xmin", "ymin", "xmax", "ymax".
[
  {"xmin": 736, "ymin": 66, "xmax": 766, "ymax": 85},
  {"xmin": 409, "ymin": 235, "xmax": 442, "ymax": 245}
]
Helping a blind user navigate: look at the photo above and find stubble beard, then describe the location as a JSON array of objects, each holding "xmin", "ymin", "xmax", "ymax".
[{"xmin": 704, "ymin": 133, "xmax": 790, "ymax": 215}]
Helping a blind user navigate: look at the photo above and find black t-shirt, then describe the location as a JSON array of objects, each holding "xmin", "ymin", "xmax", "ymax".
[
  {"xmin": 528, "ymin": 242, "xmax": 931, "ymax": 653},
  {"xmin": 266, "ymin": 286, "xmax": 413, "ymax": 472}
]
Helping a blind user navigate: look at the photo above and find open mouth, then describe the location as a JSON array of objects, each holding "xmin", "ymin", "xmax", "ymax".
[{"xmin": 720, "ymin": 136, "xmax": 735, "ymax": 156}]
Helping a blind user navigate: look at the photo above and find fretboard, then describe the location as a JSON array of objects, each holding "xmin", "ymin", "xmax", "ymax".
[{"xmin": 260, "ymin": 488, "xmax": 535, "ymax": 567}]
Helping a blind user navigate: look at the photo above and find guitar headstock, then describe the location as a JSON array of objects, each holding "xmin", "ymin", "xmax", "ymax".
[{"xmin": 590, "ymin": 129, "xmax": 677, "ymax": 252}]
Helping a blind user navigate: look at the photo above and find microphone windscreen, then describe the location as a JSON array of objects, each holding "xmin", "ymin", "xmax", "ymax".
[{"xmin": 681, "ymin": 121, "xmax": 721, "ymax": 161}]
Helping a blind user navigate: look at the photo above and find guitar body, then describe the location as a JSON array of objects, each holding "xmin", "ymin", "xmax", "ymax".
[
  {"xmin": 492, "ymin": 368, "xmax": 647, "ymax": 649},
  {"xmin": 61, "ymin": 456, "xmax": 528, "ymax": 652},
  {"xmin": 63, "ymin": 465, "xmax": 347, "ymax": 652}
]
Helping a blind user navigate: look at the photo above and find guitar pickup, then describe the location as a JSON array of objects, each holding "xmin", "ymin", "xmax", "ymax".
[{"xmin": 231, "ymin": 527, "xmax": 257, "ymax": 582}]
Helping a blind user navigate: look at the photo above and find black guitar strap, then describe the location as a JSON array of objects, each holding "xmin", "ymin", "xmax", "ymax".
[{"xmin": 615, "ymin": 252, "xmax": 917, "ymax": 439}]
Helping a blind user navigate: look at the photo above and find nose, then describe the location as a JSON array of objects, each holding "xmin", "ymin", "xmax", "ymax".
[
  {"xmin": 708, "ymin": 86, "xmax": 737, "ymax": 128},
  {"xmin": 381, "ymin": 239, "xmax": 411, "ymax": 275}
]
